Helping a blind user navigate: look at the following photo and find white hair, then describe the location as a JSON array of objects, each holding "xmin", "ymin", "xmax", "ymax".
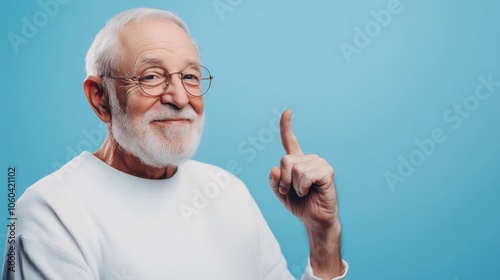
[{"xmin": 85, "ymin": 7, "xmax": 198, "ymax": 76}]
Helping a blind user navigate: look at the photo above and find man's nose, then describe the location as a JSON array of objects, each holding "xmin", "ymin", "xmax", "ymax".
[{"xmin": 160, "ymin": 75, "xmax": 189, "ymax": 108}]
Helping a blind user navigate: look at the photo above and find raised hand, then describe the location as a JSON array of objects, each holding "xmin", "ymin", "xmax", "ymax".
[
  {"xmin": 268, "ymin": 109, "xmax": 339, "ymax": 229},
  {"xmin": 268, "ymin": 109, "xmax": 344, "ymax": 278}
]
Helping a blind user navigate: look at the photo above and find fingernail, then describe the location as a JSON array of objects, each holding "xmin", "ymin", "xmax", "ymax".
[
  {"xmin": 297, "ymin": 189, "xmax": 303, "ymax": 197},
  {"xmin": 279, "ymin": 187, "xmax": 286, "ymax": 195},
  {"xmin": 269, "ymin": 175, "xmax": 274, "ymax": 184}
]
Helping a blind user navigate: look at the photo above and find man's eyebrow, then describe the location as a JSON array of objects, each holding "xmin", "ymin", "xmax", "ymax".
[
  {"xmin": 185, "ymin": 60, "xmax": 200, "ymax": 67},
  {"xmin": 133, "ymin": 57, "xmax": 165, "ymax": 71},
  {"xmin": 133, "ymin": 58, "xmax": 201, "ymax": 72}
]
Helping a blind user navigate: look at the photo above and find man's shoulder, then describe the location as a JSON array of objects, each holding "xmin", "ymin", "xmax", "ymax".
[
  {"xmin": 14, "ymin": 166, "xmax": 79, "ymax": 226},
  {"xmin": 18, "ymin": 152, "xmax": 94, "ymax": 205}
]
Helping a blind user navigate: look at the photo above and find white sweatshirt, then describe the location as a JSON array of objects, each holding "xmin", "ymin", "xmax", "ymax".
[{"xmin": 2, "ymin": 152, "xmax": 347, "ymax": 279}]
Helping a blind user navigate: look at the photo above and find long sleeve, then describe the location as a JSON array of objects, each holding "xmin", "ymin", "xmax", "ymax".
[
  {"xmin": 301, "ymin": 258, "xmax": 348, "ymax": 280},
  {"xmin": 2, "ymin": 181, "xmax": 94, "ymax": 280},
  {"xmin": 3, "ymin": 235, "xmax": 93, "ymax": 280}
]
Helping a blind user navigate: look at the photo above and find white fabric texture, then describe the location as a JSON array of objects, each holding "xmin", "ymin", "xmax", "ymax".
[{"xmin": 3, "ymin": 152, "xmax": 347, "ymax": 279}]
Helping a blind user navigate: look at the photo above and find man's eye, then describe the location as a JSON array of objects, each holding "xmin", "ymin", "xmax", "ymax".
[
  {"xmin": 183, "ymin": 74, "xmax": 199, "ymax": 80},
  {"xmin": 140, "ymin": 69, "xmax": 166, "ymax": 86},
  {"xmin": 142, "ymin": 73, "xmax": 162, "ymax": 80}
]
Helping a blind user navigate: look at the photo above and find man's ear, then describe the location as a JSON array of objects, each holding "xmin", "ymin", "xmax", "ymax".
[{"xmin": 83, "ymin": 76, "xmax": 111, "ymax": 123}]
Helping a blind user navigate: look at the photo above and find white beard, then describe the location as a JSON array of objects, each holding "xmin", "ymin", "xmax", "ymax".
[{"xmin": 108, "ymin": 91, "xmax": 204, "ymax": 168}]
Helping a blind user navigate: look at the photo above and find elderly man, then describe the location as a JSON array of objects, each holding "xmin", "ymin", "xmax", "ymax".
[{"xmin": 3, "ymin": 8, "xmax": 347, "ymax": 280}]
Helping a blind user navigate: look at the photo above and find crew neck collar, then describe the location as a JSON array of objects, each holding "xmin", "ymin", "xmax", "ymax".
[{"xmin": 75, "ymin": 151, "xmax": 189, "ymax": 196}]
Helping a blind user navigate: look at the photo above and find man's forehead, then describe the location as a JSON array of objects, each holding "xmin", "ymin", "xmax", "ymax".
[
  {"xmin": 117, "ymin": 19, "xmax": 199, "ymax": 71},
  {"xmin": 134, "ymin": 56, "xmax": 200, "ymax": 70}
]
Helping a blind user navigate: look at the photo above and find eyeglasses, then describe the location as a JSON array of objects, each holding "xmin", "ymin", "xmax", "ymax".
[{"xmin": 102, "ymin": 64, "xmax": 213, "ymax": 97}]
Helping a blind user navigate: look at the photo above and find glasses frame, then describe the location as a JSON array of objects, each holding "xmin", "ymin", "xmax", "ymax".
[{"xmin": 101, "ymin": 64, "xmax": 213, "ymax": 97}]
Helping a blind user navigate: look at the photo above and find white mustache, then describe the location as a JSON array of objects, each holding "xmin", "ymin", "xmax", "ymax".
[{"xmin": 143, "ymin": 106, "xmax": 198, "ymax": 122}]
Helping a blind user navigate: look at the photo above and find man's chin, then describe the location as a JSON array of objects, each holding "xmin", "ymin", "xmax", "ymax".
[
  {"xmin": 114, "ymin": 118, "xmax": 203, "ymax": 169},
  {"xmin": 138, "ymin": 136, "xmax": 200, "ymax": 168},
  {"xmin": 158, "ymin": 124, "xmax": 192, "ymax": 137}
]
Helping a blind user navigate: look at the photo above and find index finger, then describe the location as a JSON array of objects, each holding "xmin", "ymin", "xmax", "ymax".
[{"xmin": 280, "ymin": 109, "xmax": 303, "ymax": 155}]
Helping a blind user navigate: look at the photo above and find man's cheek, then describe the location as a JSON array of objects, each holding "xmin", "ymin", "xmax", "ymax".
[{"xmin": 189, "ymin": 98, "xmax": 204, "ymax": 116}]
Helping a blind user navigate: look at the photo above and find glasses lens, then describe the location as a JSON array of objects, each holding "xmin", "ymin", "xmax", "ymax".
[
  {"xmin": 182, "ymin": 65, "xmax": 212, "ymax": 96},
  {"xmin": 139, "ymin": 67, "xmax": 168, "ymax": 96}
]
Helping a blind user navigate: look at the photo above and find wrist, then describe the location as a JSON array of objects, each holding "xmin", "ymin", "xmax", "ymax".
[{"xmin": 306, "ymin": 220, "xmax": 344, "ymax": 278}]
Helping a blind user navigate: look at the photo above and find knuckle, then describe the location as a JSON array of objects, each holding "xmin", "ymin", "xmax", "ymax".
[
  {"xmin": 280, "ymin": 155, "xmax": 293, "ymax": 167},
  {"xmin": 305, "ymin": 154, "xmax": 319, "ymax": 160},
  {"xmin": 300, "ymin": 172, "xmax": 313, "ymax": 186},
  {"xmin": 328, "ymin": 165, "xmax": 335, "ymax": 177},
  {"xmin": 318, "ymin": 157, "xmax": 328, "ymax": 165},
  {"xmin": 291, "ymin": 162, "xmax": 307, "ymax": 177}
]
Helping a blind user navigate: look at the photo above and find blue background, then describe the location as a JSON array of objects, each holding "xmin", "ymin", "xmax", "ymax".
[{"xmin": 1, "ymin": 0, "xmax": 499, "ymax": 279}]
